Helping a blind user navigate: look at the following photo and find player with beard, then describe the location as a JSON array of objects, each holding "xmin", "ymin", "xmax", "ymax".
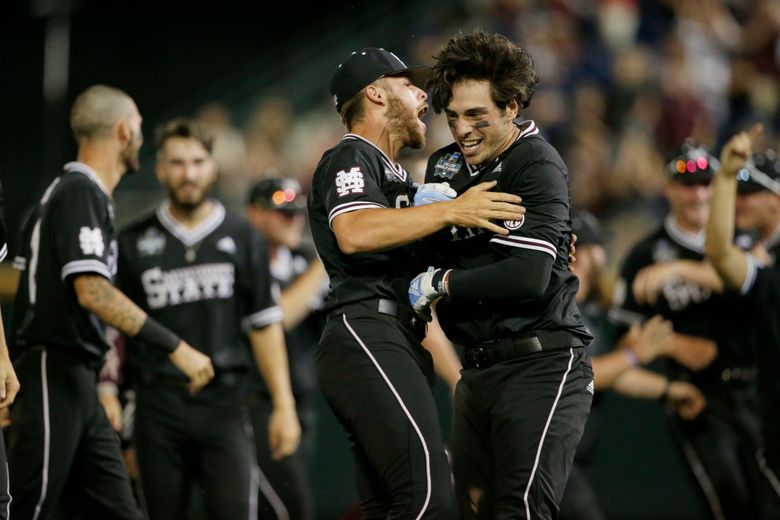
[
  {"xmin": 308, "ymin": 47, "xmax": 525, "ymax": 518},
  {"xmin": 116, "ymin": 119, "xmax": 300, "ymax": 520},
  {"xmin": 8, "ymin": 85, "xmax": 214, "ymax": 520}
]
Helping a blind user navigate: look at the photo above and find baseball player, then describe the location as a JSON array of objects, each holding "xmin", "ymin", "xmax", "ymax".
[
  {"xmin": 307, "ymin": 46, "xmax": 525, "ymax": 518},
  {"xmin": 705, "ymin": 127, "xmax": 780, "ymax": 518},
  {"xmin": 116, "ymin": 118, "xmax": 300, "ymax": 520},
  {"xmin": 0, "ymin": 181, "xmax": 20, "ymax": 520},
  {"xmin": 246, "ymin": 176, "xmax": 327, "ymax": 520},
  {"xmin": 408, "ymin": 29, "xmax": 594, "ymax": 519},
  {"xmin": 7, "ymin": 85, "xmax": 213, "ymax": 520},
  {"xmin": 560, "ymin": 210, "xmax": 706, "ymax": 520},
  {"xmin": 609, "ymin": 141, "xmax": 763, "ymax": 518}
]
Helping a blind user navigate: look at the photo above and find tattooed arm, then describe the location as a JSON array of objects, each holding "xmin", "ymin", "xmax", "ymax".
[{"xmin": 72, "ymin": 274, "xmax": 215, "ymax": 392}]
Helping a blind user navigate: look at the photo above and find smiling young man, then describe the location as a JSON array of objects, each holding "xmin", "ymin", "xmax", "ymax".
[
  {"xmin": 116, "ymin": 118, "xmax": 300, "ymax": 520},
  {"xmin": 408, "ymin": 30, "xmax": 593, "ymax": 519},
  {"xmin": 307, "ymin": 46, "xmax": 527, "ymax": 519}
]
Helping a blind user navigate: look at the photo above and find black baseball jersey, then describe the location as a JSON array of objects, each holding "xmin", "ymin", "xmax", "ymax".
[
  {"xmin": 424, "ymin": 120, "xmax": 591, "ymax": 346},
  {"xmin": 740, "ymin": 235, "xmax": 780, "ymax": 437},
  {"xmin": 609, "ymin": 215, "xmax": 754, "ymax": 385},
  {"xmin": 12, "ymin": 162, "xmax": 119, "ymax": 360},
  {"xmin": 117, "ymin": 200, "xmax": 282, "ymax": 378},
  {"xmin": 308, "ymin": 133, "xmax": 420, "ymax": 312}
]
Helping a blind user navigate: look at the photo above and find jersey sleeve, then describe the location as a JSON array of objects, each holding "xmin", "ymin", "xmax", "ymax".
[
  {"xmin": 242, "ymin": 226, "xmax": 283, "ymax": 331},
  {"xmin": 321, "ymin": 149, "xmax": 393, "ymax": 227},
  {"xmin": 489, "ymin": 159, "xmax": 568, "ymax": 261},
  {"xmin": 54, "ymin": 179, "xmax": 114, "ymax": 281}
]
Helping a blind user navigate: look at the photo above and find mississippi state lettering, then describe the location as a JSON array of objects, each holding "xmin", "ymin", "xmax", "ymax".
[{"xmin": 141, "ymin": 263, "xmax": 235, "ymax": 309}]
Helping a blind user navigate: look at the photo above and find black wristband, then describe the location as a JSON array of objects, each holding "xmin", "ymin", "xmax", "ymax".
[
  {"xmin": 431, "ymin": 268, "xmax": 451, "ymax": 295},
  {"xmin": 136, "ymin": 316, "xmax": 181, "ymax": 353}
]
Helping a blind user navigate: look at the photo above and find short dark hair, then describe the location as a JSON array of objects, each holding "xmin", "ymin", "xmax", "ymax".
[
  {"xmin": 70, "ymin": 84, "xmax": 134, "ymax": 142},
  {"xmin": 428, "ymin": 29, "xmax": 539, "ymax": 113},
  {"xmin": 154, "ymin": 117, "xmax": 214, "ymax": 154}
]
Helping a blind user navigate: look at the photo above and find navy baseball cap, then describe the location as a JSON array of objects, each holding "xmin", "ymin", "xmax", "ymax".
[
  {"xmin": 665, "ymin": 140, "xmax": 719, "ymax": 184},
  {"xmin": 329, "ymin": 47, "xmax": 431, "ymax": 113},
  {"xmin": 248, "ymin": 178, "xmax": 307, "ymax": 213},
  {"xmin": 736, "ymin": 150, "xmax": 780, "ymax": 195}
]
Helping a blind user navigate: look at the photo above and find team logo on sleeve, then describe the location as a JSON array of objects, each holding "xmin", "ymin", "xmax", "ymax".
[
  {"xmin": 503, "ymin": 215, "xmax": 525, "ymax": 231},
  {"xmin": 434, "ymin": 152, "xmax": 462, "ymax": 180},
  {"xmin": 137, "ymin": 227, "xmax": 166, "ymax": 256},
  {"xmin": 79, "ymin": 227, "xmax": 105, "ymax": 256},
  {"xmin": 335, "ymin": 167, "xmax": 365, "ymax": 196}
]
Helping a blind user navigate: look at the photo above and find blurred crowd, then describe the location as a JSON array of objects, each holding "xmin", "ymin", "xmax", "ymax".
[{"xmin": 194, "ymin": 0, "xmax": 779, "ymax": 284}]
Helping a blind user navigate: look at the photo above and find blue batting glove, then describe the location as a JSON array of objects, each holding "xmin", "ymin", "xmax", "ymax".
[
  {"xmin": 413, "ymin": 182, "xmax": 457, "ymax": 206},
  {"xmin": 408, "ymin": 266, "xmax": 451, "ymax": 320}
]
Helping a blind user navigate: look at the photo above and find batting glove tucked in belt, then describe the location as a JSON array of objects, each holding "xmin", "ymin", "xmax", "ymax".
[
  {"xmin": 409, "ymin": 266, "xmax": 452, "ymax": 321},
  {"xmin": 413, "ymin": 182, "xmax": 457, "ymax": 206}
]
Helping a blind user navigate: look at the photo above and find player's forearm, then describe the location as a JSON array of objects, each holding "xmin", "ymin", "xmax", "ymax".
[
  {"xmin": 422, "ymin": 309, "xmax": 462, "ymax": 392},
  {"xmin": 73, "ymin": 274, "xmax": 147, "ymax": 335},
  {"xmin": 591, "ymin": 349, "xmax": 638, "ymax": 391},
  {"xmin": 705, "ymin": 174, "xmax": 748, "ymax": 290},
  {"xmin": 449, "ymin": 253, "xmax": 552, "ymax": 300},
  {"xmin": 332, "ymin": 204, "xmax": 458, "ymax": 254},
  {"xmin": 612, "ymin": 367, "xmax": 668, "ymax": 400},
  {"xmin": 250, "ymin": 323, "xmax": 296, "ymax": 409},
  {"xmin": 280, "ymin": 260, "xmax": 326, "ymax": 330},
  {"xmin": 73, "ymin": 274, "xmax": 181, "ymax": 352},
  {"xmin": 673, "ymin": 260, "xmax": 724, "ymax": 292}
]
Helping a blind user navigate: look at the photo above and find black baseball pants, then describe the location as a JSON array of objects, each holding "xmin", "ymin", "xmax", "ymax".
[
  {"xmin": 248, "ymin": 395, "xmax": 317, "ymax": 520},
  {"xmin": 8, "ymin": 346, "xmax": 143, "ymax": 520},
  {"xmin": 317, "ymin": 312, "xmax": 452, "ymax": 519},
  {"xmin": 667, "ymin": 382, "xmax": 764, "ymax": 519},
  {"xmin": 452, "ymin": 347, "xmax": 593, "ymax": 520},
  {"xmin": 133, "ymin": 376, "xmax": 255, "ymax": 520}
]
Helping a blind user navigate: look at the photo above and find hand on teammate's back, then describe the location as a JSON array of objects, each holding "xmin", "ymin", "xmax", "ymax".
[
  {"xmin": 169, "ymin": 342, "xmax": 215, "ymax": 393},
  {"xmin": 446, "ymin": 180, "xmax": 525, "ymax": 235}
]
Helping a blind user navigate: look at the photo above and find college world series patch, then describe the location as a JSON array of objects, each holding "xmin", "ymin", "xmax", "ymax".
[{"xmin": 433, "ymin": 152, "xmax": 463, "ymax": 180}]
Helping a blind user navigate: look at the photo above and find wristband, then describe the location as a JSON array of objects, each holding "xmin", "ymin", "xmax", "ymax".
[
  {"xmin": 136, "ymin": 316, "xmax": 181, "ymax": 353},
  {"xmin": 431, "ymin": 268, "xmax": 453, "ymax": 295},
  {"xmin": 623, "ymin": 348, "xmax": 640, "ymax": 368}
]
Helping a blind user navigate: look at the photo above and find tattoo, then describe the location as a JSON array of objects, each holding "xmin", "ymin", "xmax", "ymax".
[{"xmin": 77, "ymin": 275, "xmax": 146, "ymax": 335}]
